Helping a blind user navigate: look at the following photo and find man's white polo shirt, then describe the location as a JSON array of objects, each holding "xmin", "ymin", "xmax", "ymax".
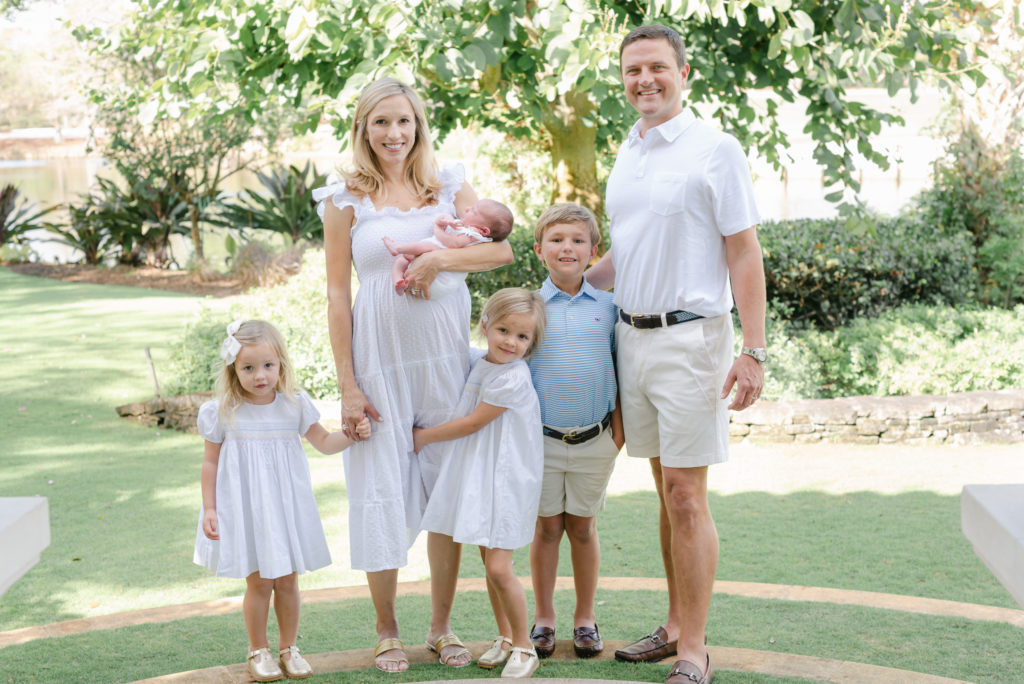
[{"xmin": 606, "ymin": 109, "xmax": 761, "ymax": 317}]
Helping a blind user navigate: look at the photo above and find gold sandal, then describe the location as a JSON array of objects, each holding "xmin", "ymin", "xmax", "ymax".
[
  {"xmin": 373, "ymin": 637, "xmax": 409, "ymax": 673},
  {"xmin": 426, "ymin": 632, "xmax": 472, "ymax": 667}
]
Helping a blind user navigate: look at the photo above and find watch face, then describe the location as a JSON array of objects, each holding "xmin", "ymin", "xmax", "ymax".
[{"xmin": 744, "ymin": 347, "xmax": 767, "ymax": 362}]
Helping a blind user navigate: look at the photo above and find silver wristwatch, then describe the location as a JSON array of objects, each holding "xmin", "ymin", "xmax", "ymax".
[{"xmin": 741, "ymin": 346, "xmax": 768, "ymax": 363}]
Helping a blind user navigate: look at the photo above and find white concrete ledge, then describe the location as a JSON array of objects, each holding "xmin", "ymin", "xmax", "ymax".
[
  {"xmin": 0, "ymin": 497, "xmax": 50, "ymax": 596},
  {"xmin": 961, "ymin": 484, "xmax": 1024, "ymax": 608}
]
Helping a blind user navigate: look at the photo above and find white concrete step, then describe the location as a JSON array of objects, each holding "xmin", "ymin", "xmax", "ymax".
[
  {"xmin": 0, "ymin": 497, "xmax": 50, "ymax": 596},
  {"xmin": 961, "ymin": 484, "xmax": 1024, "ymax": 608}
]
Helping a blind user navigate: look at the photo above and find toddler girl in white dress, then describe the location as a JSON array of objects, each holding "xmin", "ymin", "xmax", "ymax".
[
  {"xmin": 194, "ymin": 319, "xmax": 369, "ymax": 682},
  {"xmin": 414, "ymin": 288, "xmax": 546, "ymax": 678}
]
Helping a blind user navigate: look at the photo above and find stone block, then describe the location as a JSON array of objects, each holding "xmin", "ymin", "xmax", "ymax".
[
  {"xmin": 855, "ymin": 418, "xmax": 888, "ymax": 435},
  {"xmin": 987, "ymin": 391, "xmax": 1024, "ymax": 412},
  {"xmin": 738, "ymin": 401, "xmax": 794, "ymax": 426},
  {"xmin": 729, "ymin": 423, "xmax": 750, "ymax": 436},
  {"xmin": 831, "ymin": 433, "xmax": 879, "ymax": 445},
  {"xmin": 783, "ymin": 423, "xmax": 815, "ymax": 435},
  {"xmin": 946, "ymin": 391, "xmax": 991, "ymax": 416},
  {"xmin": 800, "ymin": 398, "xmax": 859, "ymax": 425},
  {"xmin": 919, "ymin": 417, "xmax": 938, "ymax": 429},
  {"xmin": 794, "ymin": 433, "xmax": 823, "ymax": 443},
  {"xmin": 962, "ymin": 484, "xmax": 1024, "ymax": 609},
  {"xmin": 971, "ymin": 420, "xmax": 998, "ymax": 433},
  {"xmin": 747, "ymin": 425, "xmax": 794, "ymax": 443}
]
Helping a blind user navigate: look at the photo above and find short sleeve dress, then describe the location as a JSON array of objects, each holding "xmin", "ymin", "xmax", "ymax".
[
  {"xmin": 420, "ymin": 354, "xmax": 544, "ymax": 550},
  {"xmin": 313, "ymin": 166, "xmax": 473, "ymax": 572},
  {"xmin": 193, "ymin": 392, "xmax": 331, "ymax": 579}
]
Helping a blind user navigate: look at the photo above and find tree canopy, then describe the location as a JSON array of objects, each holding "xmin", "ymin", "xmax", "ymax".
[{"xmin": 90, "ymin": 0, "xmax": 992, "ymax": 222}]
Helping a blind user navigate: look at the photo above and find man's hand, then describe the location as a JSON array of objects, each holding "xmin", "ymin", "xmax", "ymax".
[{"xmin": 721, "ymin": 353, "xmax": 764, "ymax": 411}]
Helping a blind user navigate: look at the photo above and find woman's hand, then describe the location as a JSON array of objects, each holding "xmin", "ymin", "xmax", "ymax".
[
  {"xmin": 402, "ymin": 250, "xmax": 442, "ymax": 299},
  {"xmin": 341, "ymin": 385, "xmax": 381, "ymax": 440}
]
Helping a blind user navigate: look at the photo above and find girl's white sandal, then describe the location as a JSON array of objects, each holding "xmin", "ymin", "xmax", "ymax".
[
  {"xmin": 278, "ymin": 645, "xmax": 313, "ymax": 678},
  {"xmin": 247, "ymin": 647, "xmax": 284, "ymax": 682},
  {"xmin": 478, "ymin": 635, "xmax": 513, "ymax": 669},
  {"xmin": 500, "ymin": 646, "xmax": 540, "ymax": 678}
]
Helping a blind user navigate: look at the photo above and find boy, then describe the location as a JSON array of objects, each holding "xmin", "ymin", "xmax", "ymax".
[{"xmin": 526, "ymin": 203, "xmax": 623, "ymax": 660}]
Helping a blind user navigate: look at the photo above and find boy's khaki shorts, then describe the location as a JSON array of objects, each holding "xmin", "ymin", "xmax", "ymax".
[
  {"xmin": 616, "ymin": 313, "xmax": 733, "ymax": 468},
  {"xmin": 538, "ymin": 428, "xmax": 619, "ymax": 518}
]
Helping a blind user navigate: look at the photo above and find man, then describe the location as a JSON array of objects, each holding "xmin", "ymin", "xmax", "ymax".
[{"xmin": 586, "ymin": 24, "xmax": 767, "ymax": 684}]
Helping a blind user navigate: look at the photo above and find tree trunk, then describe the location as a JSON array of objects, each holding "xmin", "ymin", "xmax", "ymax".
[
  {"xmin": 543, "ymin": 89, "xmax": 604, "ymax": 231},
  {"xmin": 189, "ymin": 202, "xmax": 204, "ymax": 264}
]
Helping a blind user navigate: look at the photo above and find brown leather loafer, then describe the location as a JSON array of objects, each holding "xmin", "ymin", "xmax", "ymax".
[
  {"xmin": 529, "ymin": 624, "xmax": 556, "ymax": 658},
  {"xmin": 666, "ymin": 653, "xmax": 713, "ymax": 684},
  {"xmin": 614, "ymin": 626, "xmax": 677, "ymax": 663},
  {"xmin": 572, "ymin": 623, "xmax": 603, "ymax": 658}
]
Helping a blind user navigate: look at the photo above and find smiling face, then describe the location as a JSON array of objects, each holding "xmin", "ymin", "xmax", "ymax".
[
  {"xmin": 482, "ymin": 312, "xmax": 537, "ymax": 364},
  {"xmin": 621, "ymin": 37, "xmax": 690, "ymax": 132},
  {"xmin": 534, "ymin": 221, "xmax": 597, "ymax": 293},
  {"xmin": 233, "ymin": 342, "xmax": 280, "ymax": 404},
  {"xmin": 365, "ymin": 94, "xmax": 417, "ymax": 169}
]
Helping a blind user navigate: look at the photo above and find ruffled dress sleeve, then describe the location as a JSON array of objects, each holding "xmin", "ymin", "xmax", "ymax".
[
  {"xmin": 480, "ymin": 361, "xmax": 533, "ymax": 410},
  {"xmin": 437, "ymin": 164, "xmax": 467, "ymax": 208},
  {"xmin": 196, "ymin": 400, "xmax": 225, "ymax": 443},
  {"xmin": 296, "ymin": 391, "xmax": 321, "ymax": 435},
  {"xmin": 313, "ymin": 181, "xmax": 365, "ymax": 224}
]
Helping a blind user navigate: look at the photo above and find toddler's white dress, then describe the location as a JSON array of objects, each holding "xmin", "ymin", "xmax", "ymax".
[
  {"xmin": 314, "ymin": 165, "xmax": 472, "ymax": 572},
  {"xmin": 420, "ymin": 353, "xmax": 544, "ymax": 550},
  {"xmin": 193, "ymin": 392, "xmax": 331, "ymax": 579}
]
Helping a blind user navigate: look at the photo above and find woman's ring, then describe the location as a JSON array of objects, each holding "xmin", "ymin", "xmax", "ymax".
[{"xmin": 410, "ymin": 288, "xmax": 422, "ymax": 295}]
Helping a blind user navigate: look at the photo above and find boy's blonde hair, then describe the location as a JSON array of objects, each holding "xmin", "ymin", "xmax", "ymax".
[
  {"xmin": 533, "ymin": 203, "xmax": 601, "ymax": 246},
  {"xmin": 344, "ymin": 77, "xmax": 441, "ymax": 205},
  {"xmin": 480, "ymin": 287, "xmax": 547, "ymax": 359},
  {"xmin": 215, "ymin": 320, "xmax": 297, "ymax": 424}
]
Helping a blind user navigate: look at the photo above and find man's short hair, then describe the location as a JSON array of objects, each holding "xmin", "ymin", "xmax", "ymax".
[
  {"xmin": 619, "ymin": 24, "xmax": 688, "ymax": 69},
  {"xmin": 533, "ymin": 203, "xmax": 601, "ymax": 246}
]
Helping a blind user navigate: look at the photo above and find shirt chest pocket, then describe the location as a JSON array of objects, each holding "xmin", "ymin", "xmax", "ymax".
[{"xmin": 648, "ymin": 172, "xmax": 689, "ymax": 216}]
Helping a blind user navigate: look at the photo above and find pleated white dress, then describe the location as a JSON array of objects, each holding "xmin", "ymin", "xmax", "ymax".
[
  {"xmin": 313, "ymin": 166, "xmax": 472, "ymax": 572},
  {"xmin": 193, "ymin": 392, "xmax": 331, "ymax": 579},
  {"xmin": 420, "ymin": 353, "xmax": 544, "ymax": 550}
]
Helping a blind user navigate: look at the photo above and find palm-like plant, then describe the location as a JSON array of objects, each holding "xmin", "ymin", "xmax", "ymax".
[
  {"xmin": 211, "ymin": 162, "xmax": 327, "ymax": 243},
  {"xmin": 0, "ymin": 184, "xmax": 58, "ymax": 250}
]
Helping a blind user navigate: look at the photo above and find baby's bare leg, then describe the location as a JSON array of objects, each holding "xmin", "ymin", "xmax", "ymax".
[
  {"xmin": 392, "ymin": 255, "xmax": 412, "ymax": 293},
  {"xmin": 383, "ymin": 236, "xmax": 440, "ymax": 258}
]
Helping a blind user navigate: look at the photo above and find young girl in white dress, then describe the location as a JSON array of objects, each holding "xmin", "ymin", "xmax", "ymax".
[
  {"xmin": 414, "ymin": 288, "xmax": 547, "ymax": 679},
  {"xmin": 194, "ymin": 319, "xmax": 370, "ymax": 682}
]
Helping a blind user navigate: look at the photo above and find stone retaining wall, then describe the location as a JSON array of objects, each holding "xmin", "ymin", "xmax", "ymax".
[
  {"xmin": 730, "ymin": 390, "xmax": 1024, "ymax": 445},
  {"xmin": 118, "ymin": 390, "xmax": 1024, "ymax": 446}
]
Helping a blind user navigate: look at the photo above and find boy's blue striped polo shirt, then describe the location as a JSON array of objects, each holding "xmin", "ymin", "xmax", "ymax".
[{"xmin": 528, "ymin": 277, "xmax": 618, "ymax": 430}]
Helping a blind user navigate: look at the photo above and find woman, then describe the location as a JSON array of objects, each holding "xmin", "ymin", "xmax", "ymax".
[{"xmin": 314, "ymin": 77, "xmax": 514, "ymax": 672}]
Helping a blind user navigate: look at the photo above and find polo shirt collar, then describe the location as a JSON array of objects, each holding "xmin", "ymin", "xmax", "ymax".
[
  {"xmin": 626, "ymin": 108, "xmax": 698, "ymax": 147},
  {"xmin": 540, "ymin": 276, "xmax": 599, "ymax": 301}
]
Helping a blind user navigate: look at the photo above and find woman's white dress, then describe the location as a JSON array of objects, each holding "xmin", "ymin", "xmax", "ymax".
[
  {"xmin": 314, "ymin": 166, "xmax": 472, "ymax": 572},
  {"xmin": 193, "ymin": 392, "xmax": 331, "ymax": 579},
  {"xmin": 420, "ymin": 354, "xmax": 544, "ymax": 550}
]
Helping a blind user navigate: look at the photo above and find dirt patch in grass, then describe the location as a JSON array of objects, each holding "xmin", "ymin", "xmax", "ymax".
[{"xmin": 5, "ymin": 262, "xmax": 245, "ymax": 297}]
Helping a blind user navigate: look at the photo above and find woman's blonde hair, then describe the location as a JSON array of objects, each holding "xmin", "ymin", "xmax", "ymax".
[
  {"xmin": 215, "ymin": 320, "xmax": 297, "ymax": 424},
  {"xmin": 480, "ymin": 287, "xmax": 547, "ymax": 359},
  {"xmin": 344, "ymin": 77, "xmax": 441, "ymax": 205}
]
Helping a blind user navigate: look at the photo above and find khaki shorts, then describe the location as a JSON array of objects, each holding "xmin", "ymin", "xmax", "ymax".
[
  {"xmin": 538, "ymin": 428, "xmax": 619, "ymax": 518},
  {"xmin": 616, "ymin": 314, "xmax": 733, "ymax": 468}
]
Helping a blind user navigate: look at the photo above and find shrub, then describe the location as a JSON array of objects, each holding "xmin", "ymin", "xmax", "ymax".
[
  {"xmin": 165, "ymin": 249, "xmax": 338, "ymax": 399},
  {"xmin": 761, "ymin": 304, "xmax": 1024, "ymax": 399},
  {"xmin": 0, "ymin": 183, "xmax": 56, "ymax": 252},
  {"xmin": 911, "ymin": 126, "xmax": 1024, "ymax": 306},
  {"xmin": 760, "ymin": 215, "xmax": 976, "ymax": 330},
  {"xmin": 210, "ymin": 162, "xmax": 327, "ymax": 244}
]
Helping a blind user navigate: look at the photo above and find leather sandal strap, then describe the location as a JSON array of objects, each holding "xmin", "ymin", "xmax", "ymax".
[
  {"xmin": 374, "ymin": 637, "xmax": 405, "ymax": 657},
  {"xmin": 279, "ymin": 645, "xmax": 300, "ymax": 656},
  {"xmin": 430, "ymin": 633, "xmax": 467, "ymax": 652},
  {"xmin": 509, "ymin": 646, "xmax": 538, "ymax": 657},
  {"xmin": 247, "ymin": 646, "xmax": 272, "ymax": 659}
]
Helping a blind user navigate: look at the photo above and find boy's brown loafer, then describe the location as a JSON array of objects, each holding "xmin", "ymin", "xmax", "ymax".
[
  {"xmin": 572, "ymin": 624, "xmax": 603, "ymax": 658},
  {"xmin": 613, "ymin": 626, "xmax": 677, "ymax": 663},
  {"xmin": 529, "ymin": 624, "xmax": 556, "ymax": 658}
]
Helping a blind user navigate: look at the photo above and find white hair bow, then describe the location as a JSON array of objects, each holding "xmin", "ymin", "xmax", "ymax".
[{"xmin": 219, "ymin": 319, "xmax": 245, "ymax": 365}]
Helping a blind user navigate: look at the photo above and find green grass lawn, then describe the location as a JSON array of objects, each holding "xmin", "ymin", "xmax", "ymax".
[{"xmin": 1, "ymin": 266, "xmax": 1021, "ymax": 683}]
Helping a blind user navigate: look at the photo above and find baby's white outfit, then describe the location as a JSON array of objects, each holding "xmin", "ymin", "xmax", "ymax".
[
  {"xmin": 419, "ymin": 224, "xmax": 492, "ymax": 300},
  {"xmin": 420, "ymin": 351, "xmax": 544, "ymax": 550},
  {"xmin": 193, "ymin": 392, "xmax": 331, "ymax": 579}
]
